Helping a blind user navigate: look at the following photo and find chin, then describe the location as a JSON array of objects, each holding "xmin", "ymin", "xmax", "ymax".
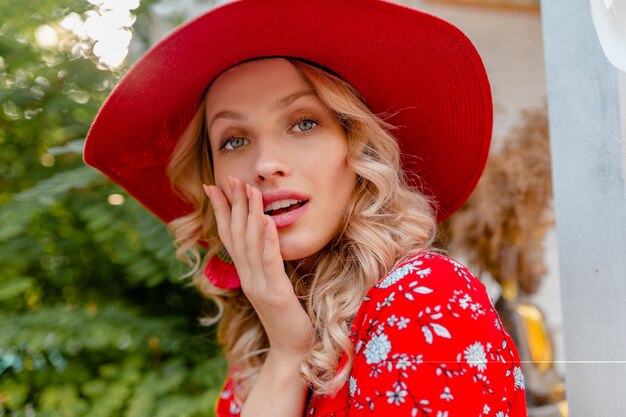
[
  {"xmin": 279, "ymin": 246, "xmax": 314, "ymax": 262},
  {"xmin": 278, "ymin": 236, "xmax": 326, "ymax": 262}
]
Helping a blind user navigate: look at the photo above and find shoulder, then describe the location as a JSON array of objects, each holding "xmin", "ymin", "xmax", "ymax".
[
  {"xmin": 377, "ymin": 251, "xmax": 479, "ymax": 288},
  {"xmin": 346, "ymin": 252, "xmax": 527, "ymax": 416},
  {"xmin": 349, "ymin": 251, "xmax": 506, "ymax": 358},
  {"xmin": 364, "ymin": 251, "xmax": 490, "ymax": 313}
]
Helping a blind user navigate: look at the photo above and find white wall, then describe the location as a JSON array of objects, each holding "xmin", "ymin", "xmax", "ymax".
[{"xmin": 395, "ymin": 0, "xmax": 565, "ymax": 369}]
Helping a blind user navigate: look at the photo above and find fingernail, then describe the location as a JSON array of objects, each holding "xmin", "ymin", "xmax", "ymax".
[
  {"xmin": 245, "ymin": 183, "xmax": 252, "ymax": 199},
  {"xmin": 228, "ymin": 176, "xmax": 235, "ymax": 189},
  {"xmin": 202, "ymin": 184, "xmax": 211, "ymax": 198}
]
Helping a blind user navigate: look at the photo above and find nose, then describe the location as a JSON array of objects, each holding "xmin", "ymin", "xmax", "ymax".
[{"xmin": 253, "ymin": 136, "xmax": 291, "ymax": 183}]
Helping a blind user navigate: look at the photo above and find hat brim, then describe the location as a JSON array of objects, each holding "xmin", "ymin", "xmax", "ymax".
[{"xmin": 84, "ymin": 0, "xmax": 492, "ymax": 223}]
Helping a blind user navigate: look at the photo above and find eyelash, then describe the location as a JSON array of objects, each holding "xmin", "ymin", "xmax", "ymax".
[
  {"xmin": 217, "ymin": 135, "xmax": 246, "ymax": 151},
  {"xmin": 216, "ymin": 115, "xmax": 321, "ymax": 151},
  {"xmin": 290, "ymin": 115, "xmax": 321, "ymax": 133}
]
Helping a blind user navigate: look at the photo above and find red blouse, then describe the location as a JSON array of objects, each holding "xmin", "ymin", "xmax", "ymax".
[{"xmin": 215, "ymin": 252, "xmax": 528, "ymax": 417}]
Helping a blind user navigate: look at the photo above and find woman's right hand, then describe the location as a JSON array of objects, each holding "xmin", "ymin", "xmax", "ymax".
[{"xmin": 203, "ymin": 176, "xmax": 313, "ymax": 358}]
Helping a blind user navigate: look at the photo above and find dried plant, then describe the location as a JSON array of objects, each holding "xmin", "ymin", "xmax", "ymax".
[{"xmin": 445, "ymin": 103, "xmax": 552, "ymax": 294}]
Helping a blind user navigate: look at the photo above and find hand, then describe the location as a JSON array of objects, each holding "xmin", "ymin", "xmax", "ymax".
[{"xmin": 203, "ymin": 177, "xmax": 313, "ymax": 358}]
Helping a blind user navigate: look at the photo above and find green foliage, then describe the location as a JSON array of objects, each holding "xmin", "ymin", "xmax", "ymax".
[
  {"xmin": 0, "ymin": 1, "xmax": 225, "ymax": 416},
  {"xmin": 0, "ymin": 304, "xmax": 226, "ymax": 417},
  {"xmin": 0, "ymin": 165, "xmax": 103, "ymax": 242}
]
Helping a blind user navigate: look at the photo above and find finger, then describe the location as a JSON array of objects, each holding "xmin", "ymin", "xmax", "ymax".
[
  {"xmin": 229, "ymin": 176, "xmax": 251, "ymax": 273},
  {"xmin": 262, "ymin": 215, "xmax": 286, "ymax": 282},
  {"xmin": 245, "ymin": 185, "xmax": 266, "ymax": 275},
  {"xmin": 203, "ymin": 184, "xmax": 234, "ymax": 253}
]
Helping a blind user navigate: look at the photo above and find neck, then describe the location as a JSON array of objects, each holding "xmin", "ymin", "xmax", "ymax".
[{"xmin": 289, "ymin": 253, "xmax": 321, "ymax": 276}]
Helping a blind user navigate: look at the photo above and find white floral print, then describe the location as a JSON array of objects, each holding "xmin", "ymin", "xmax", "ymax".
[
  {"xmin": 364, "ymin": 333, "xmax": 392, "ymax": 364},
  {"xmin": 514, "ymin": 366, "xmax": 525, "ymax": 390},
  {"xmin": 349, "ymin": 376, "xmax": 358, "ymax": 397},
  {"xmin": 397, "ymin": 316, "xmax": 410, "ymax": 329},
  {"xmin": 378, "ymin": 259, "xmax": 428, "ymax": 288},
  {"xmin": 440, "ymin": 386, "xmax": 453, "ymax": 401},
  {"xmin": 376, "ymin": 292, "xmax": 396, "ymax": 311},
  {"xmin": 459, "ymin": 293, "xmax": 472, "ymax": 309},
  {"xmin": 215, "ymin": 252, "xmax": 527, "ymax": 417},
  {"xmin": 395, "ymin": 355, "xmax": 411, "ymax": 370},
  {"xmin": 464, "ymin": 341, "xmax": 488, "ymax": 372},
  {"xmin": 387, "ymin": 314, "xmax": 398, "ymax": 326},
  {"xmin": 386, "ymin": 382, "xmax": 408, "ymax": 405},
  {"xmin": 229, "ymin": 401, "xmax": 240, "ymax": 415}
]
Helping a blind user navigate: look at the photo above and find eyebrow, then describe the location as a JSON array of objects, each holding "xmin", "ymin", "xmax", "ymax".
[
  {"xmin": 269, "ymin": 89, "xmax": 316, "ymax": 112},
  {"xmin": 208, "ymin": 89, "xmax": 316, "ymax": 131},
  {"xmin": 208, "ymin": 110, "xmax": 247, "ymax": 131}
]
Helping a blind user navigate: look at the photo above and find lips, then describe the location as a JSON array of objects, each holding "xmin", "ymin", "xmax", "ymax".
[
  {"xmin": 262, "ymin": 191, "xmax": 309, "ymax": 228},
  {"xmin": 264, "ymin": 199, "xmax": 307, "ymax": 215}
]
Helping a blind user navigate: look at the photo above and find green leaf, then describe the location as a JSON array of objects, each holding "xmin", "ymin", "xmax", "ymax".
[
  {"xmin": 0, "ymin": 277, "xmax": 34, "ymax": 301},
  {"xmin": 47, "ymin": 139, "xmax": 85, "ymax": 156},
  {"xmin": 0, "ymin": 166, "xmax": 104, "ymax": 241},
  {"xmin": 39, "ymin": 384, "xmax": 89, "ymax": 416},
  {"xmin": 0, "ymin": 381, "xmax": 29, "ymax": 410},
  {"xmin": 80, "ymin": 379, "xmax": 107, "ymax": 399}
]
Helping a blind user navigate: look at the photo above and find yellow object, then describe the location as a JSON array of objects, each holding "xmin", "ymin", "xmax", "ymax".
[
  {"xmin": 515, "ymin": 302, "xmax": 553, "ymax": 373},
  {"xmin": 501, "ymin": 279, "xmax": 518, "ymax": 301}
]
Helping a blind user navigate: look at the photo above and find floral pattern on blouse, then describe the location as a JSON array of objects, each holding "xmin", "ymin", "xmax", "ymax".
[{"xmin": 215, "ymin": 252, "xmax": 527, "ymax": 417}]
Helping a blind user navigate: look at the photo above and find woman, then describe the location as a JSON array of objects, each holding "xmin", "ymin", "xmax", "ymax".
[{"xmin": 84, "ymin": 1, "xmax": 527, "ymax": 416}]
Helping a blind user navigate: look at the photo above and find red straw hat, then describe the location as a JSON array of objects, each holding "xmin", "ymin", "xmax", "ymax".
[{"xmin": 84, "ymin": 0, "xmax": 492, "ymax": 223}]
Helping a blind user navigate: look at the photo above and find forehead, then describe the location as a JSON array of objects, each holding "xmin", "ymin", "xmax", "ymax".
[{"xmin": 204, "ymin": 58, "xmax": 312, "ymax": 113}]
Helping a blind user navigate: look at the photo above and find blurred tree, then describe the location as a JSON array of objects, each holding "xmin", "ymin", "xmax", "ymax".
[{"xmin": 0, "ymin": 1, "xmax": 224, "ymax": 416}]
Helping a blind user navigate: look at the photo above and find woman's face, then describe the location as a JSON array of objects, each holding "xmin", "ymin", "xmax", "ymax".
[{"xmin": 205, "ymin": 58, "xmax": 357, "ymax": 261}]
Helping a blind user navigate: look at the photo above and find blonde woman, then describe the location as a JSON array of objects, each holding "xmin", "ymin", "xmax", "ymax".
[{"xmin": 84, "ymin": 1, "xmax": 528, "ymax": 416}]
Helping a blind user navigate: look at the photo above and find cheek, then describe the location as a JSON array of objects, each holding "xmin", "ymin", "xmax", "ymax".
[
  {"xmin": 212, "ymin": 165, "xmax": 233, "ymax": 203},
  {"xmin": 323, "ymin": 140, "xmax": 354, "ymax": 190},
  {"xmin": 320, "ymin": 157, "xmax": 356, "ymax": 213},
  {"xmin": 329, "ymin": 151, "xmax": 355, "ymax": 184}
]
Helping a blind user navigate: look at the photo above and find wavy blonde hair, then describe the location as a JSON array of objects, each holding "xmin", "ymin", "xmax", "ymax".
[{"xmin": 166, "ymin": 59, "xmax": 437, "ymax": 403}]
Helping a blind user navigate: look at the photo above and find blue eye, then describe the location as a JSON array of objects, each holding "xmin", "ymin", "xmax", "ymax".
[
  {"xmin": 292, "ymin": 117, "xmax": 319, "ymax": 133},
  {"xmin": 219, "ymin": 136, "xmax": 248, "ymax": 150}
]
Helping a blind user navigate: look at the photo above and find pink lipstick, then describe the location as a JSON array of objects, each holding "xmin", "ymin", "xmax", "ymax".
[{"xmin": 262, "ymin": 190, "xmax": 309, "ymax": 228}]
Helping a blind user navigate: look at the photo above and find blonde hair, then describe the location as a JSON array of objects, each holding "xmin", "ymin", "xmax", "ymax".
[{"xmin": 166, "ymin": 59, "xmax": 437, "ymax": 403}]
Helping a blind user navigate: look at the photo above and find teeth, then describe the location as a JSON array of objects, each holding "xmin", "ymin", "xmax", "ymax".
[{"xmin": 264, "ymin": 199, "xmax": 302, "ymax": 213}]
